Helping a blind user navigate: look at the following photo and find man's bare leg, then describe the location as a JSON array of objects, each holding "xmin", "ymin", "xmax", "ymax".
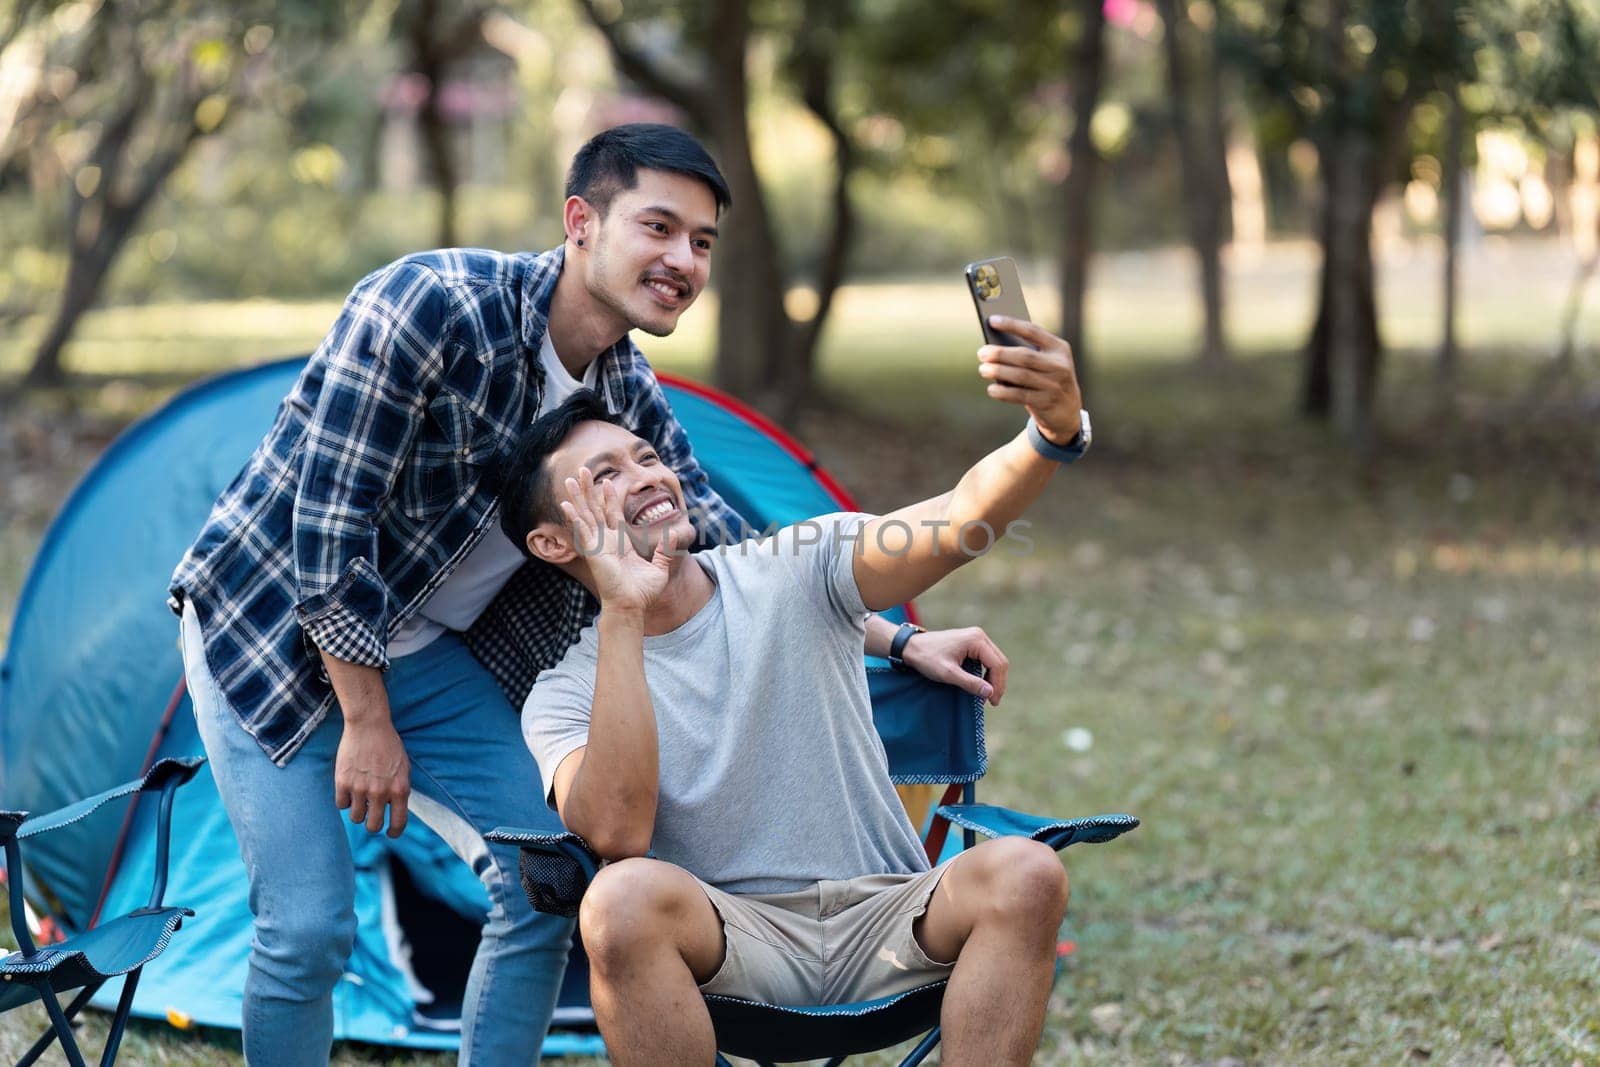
[
  {"xmin": 914, "ymin": 837, "xmax": 1070, "ymax": 1066},
  {"xmin": 579, "ymin": 857, "xmax": 727, "ymax": 1066}
]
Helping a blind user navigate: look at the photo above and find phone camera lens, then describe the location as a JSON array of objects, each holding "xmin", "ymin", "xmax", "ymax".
[{"xmin": 975, "ymin": 264, "xmax": 1001, "ymax": 300}]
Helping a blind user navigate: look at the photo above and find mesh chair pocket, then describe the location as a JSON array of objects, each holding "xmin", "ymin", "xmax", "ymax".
[{"xmin": 518, "ymin": 846, "xmax": 592, "ymax": 917}]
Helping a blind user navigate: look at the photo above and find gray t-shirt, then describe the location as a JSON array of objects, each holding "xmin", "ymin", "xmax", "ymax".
[{"xmin": 522, "ymin": 512, "xmax": 930, "ymax": 894}]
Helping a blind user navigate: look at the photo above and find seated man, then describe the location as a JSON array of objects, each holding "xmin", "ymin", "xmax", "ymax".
[{"xmin": 505, "ymin": 313, "xmax": 1088, "ymax": 1067}]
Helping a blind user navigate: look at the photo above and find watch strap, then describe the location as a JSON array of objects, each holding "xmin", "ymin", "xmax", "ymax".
[
  {"xmin": 888, "ymin": 622, "xmax": 924, "ymax": 671},
  {"xmin": 1027, "ymin": 411, "xmax": 1091, "ymax": 463}
]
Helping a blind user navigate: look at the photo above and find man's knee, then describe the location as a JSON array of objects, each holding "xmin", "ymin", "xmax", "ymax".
[
  {"xmin": 579, "ymin": 858, "xmax": 699, "ymax": 973},
  {"xmin": 253, "ymin": 904, "xmax": 357, "ymax": 996},
  {"xmin": 967, "ymin": 838, "xmax": 1069, "ymax": 930}
]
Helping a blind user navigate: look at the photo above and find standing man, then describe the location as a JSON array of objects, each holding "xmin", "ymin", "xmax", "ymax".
[{"xmin": 169, "ymin": 123, "xmax": 1003, "ymax": 1065}]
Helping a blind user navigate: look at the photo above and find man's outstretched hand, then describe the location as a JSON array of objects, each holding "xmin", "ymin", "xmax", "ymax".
[
  {"xmin": 977, "ymin": 315, "xmax": 1083, "ymax": 446},
  {"xmin": 900, "ymin": 626, "xmax": 1009, "ymax": 706},
  {"xmin": 561, "ymin": 466, "xmax": 679, "ymax": 615}
]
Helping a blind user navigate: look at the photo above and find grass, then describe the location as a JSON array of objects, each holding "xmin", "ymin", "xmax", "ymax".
[{"xmin": 2, "ymin": 238, "xmax": 1598, "ymax": 1063}]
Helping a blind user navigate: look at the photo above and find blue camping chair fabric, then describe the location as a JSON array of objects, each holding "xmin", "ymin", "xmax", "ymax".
[
  {"xmin": 490, "ymin": 669, "xmax": 1139, "ymax": 1066},
  {"xmin": 1, "ymin": 757, "xmax": 205, "ymax": 1067}
]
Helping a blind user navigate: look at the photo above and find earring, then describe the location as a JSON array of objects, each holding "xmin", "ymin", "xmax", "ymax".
[{"xmin": 576, "ymin": 238, "xmax": 585, "ymax": 247}]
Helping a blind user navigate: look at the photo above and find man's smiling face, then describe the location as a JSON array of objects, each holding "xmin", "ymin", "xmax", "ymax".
[
  {"xmin": 541, "ymin": 420, "xmax": 696, "ymax": 560},
  {"xmin": 581, "ymin": 169, "xmax": 718, "ymax": 338}
]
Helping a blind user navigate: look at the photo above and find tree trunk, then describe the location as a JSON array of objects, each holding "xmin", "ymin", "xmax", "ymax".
[
  {"xmin": 26, "ymin": 160, "xmax": 189, "ymax": 385},
  {"xmin": 576, "ymin": 0, "xmax": 848, "ymax": 420},
  {"xmin": 1436, "ymin": 80, "xmax": 1463, "ymax": 394},
  {"xmin": 1205, "ymin": 35, "xmax": 1234, "ymax": 244},
  {"xmin": 24, "ymin": 254, "xmax": 103, "ymax": 386},
  {"xmin": 1058, "ymin": 0, "xmax": 1108, "ymax": 393},
  {"xmin": 1304, "ymin": 132, "xmax": 1381, "ymax": 441},
  {"xmin": 410, "ymin": 0, "xmax": 460, "ymax": 248},
  {"xmin": 417, "ymin": 77, "xmax": 459, "ymax": 248},
  {"xmin": 702, "ymin": 0, "xmax": 792, "ymax": 417},
  {"xmin": 1156, "ymin": 0, "xmax": 1227, "ymax": 366},
  {"xmin": 1302, "ymin": 202, "xmax": 1334, "ymax": 417},
  {"xmin": 789, "ymin": 0, "xmax": 853, "ymax": 401},
  {"xmin": 25, "ymin": 77, "xmax": 196, "ymax": 386}
]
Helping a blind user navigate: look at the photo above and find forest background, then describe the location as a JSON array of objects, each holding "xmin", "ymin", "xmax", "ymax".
[{"xmin": 1, "ymin": 0, "xmax": 1598, "ymax": 1062}]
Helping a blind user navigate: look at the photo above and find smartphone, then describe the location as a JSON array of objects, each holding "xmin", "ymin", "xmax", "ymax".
[{"xmin": 964, "ymin": 256, "xmax": 1036, "ymax": 349}]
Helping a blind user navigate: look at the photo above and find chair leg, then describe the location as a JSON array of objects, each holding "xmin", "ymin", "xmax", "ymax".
[
  {"xmin": 17, "ymin": 981, "xmax": 103, "ymax": 1067},
  {"xmin": 33, "ymin": 981, "xmax": 90, "ymax": 1067},
  {"xmin": 99, "ymin": 968, "xmax": 143, "ymax": 1067},
  {"xmin": 897, "ymin": 1025, "xmax": 943, "ymax": 1067}
]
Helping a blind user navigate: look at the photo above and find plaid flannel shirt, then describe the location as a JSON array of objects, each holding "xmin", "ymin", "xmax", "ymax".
[{"xmin": 170, "ymin": 246, "xmax": 749, "ymax": 765}]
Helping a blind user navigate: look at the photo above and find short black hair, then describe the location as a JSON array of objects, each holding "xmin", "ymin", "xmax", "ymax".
[
  {"xmin": 499, "ymin": 389, "xmax": 627, "ymax": 556},
  {"xmin": 565, "ymin": 123, "xmax": 732, "ymax": 217}
]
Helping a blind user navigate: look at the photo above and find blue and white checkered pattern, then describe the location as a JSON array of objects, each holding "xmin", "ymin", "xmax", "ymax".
[{"xmin": 170, "ymin": 245, "xmax": 748, "ymax": 766}]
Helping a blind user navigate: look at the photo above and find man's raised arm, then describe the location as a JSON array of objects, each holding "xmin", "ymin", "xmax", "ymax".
[
  {"xmin": 546, "ymin": 470, "xmax": 673, "ymax": 860},
  {"xmin": 852, "ymin": 315, "xmax": 1086, "ymax": 612},
  {"xmin": 627, "ymin": 358, "xmax": 1004, "ymax": 692}
]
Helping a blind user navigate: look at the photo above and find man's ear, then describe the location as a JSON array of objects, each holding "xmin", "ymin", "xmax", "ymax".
[
  {"xmin": 564, "ymin": 196, "xmax": 594, "ymax": 250},
  {"xmin": 526, "ymin": 521, "xmax": 579, "ymax": 566}
]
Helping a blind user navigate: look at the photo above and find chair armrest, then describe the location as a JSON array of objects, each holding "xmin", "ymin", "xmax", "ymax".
[
  {"xmin": 485, "ymin": 826, "xmax": 601, "ymax": 918},
  {"xmin": 868, "ymin": 664, "xmax": 987, "ymax": 786},
  {"xmin": 141, "ymin": 756, "xmax": 206, "ymax": 793},
  {"xmin": 934, "ymin": 804, "xmax": 1140, "ymax": 851},
  {"xmin": 17, "ymin": 757, "xmax": 207, "ymax": 840},
  {"xmin": 0, "ymin": 811, "xmax": 28, "ymax": 843}
]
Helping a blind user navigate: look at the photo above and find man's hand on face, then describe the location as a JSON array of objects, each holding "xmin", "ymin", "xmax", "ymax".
[
  {"xmin": 976, "ymin": 316, "xmax": 1084, "ymax": 446},
  {"xmin": 335, "ymin": 717, "xmax": 410, "ymax": 837},
  {"xmin": 899, "ymin": 626, "xmax": 1010, "ymax": 706},
  {"xmin": 563, "ymin": 466, "xmax": 679, "ymax": 615}
]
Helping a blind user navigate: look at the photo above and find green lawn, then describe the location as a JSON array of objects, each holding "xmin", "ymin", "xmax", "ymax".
[{"xmin": 2, "ymin": 241, "xmax": 1598, "ymax": 1063}]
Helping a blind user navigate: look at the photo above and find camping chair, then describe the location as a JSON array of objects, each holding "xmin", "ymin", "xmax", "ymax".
[
  {"xmin": 1, "ymin": 756, "xmax": 205, "ymax": 1067},
  {"xmin": 489, "ymin": 667, "xmax": 1139, "ymax": 1065}
]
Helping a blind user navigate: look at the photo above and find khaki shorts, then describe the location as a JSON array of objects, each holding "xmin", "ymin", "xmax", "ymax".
[{"xmin": 694, "ymin": 857, "xmax": 962, "ymax": 1006}]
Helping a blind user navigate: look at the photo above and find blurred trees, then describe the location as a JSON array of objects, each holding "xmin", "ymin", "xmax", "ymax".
[
  {"xmin": 848, "ymin": 2, "xmax": 1103, "ymax": 382},
  {"xmin": 1059, "ymin": 0, "xmax": 1109, "ymax": 392},
  {"xmin": 2, "ymin": 0, "xmax": 1597, "ymax": 440},
  {"xmin": 1229, "ymin": 0, "xmax": 1600, "ymax": 440},
  {"xmin": 1155, "ymin": 0, "xmax": 1231, "ymax": 366},
  {"xmin": 1482, "ymin": 0, "xmax": 1600, "ymax": 401},
  {"xmin": 394, "ymin": 1, "xmax": 490, "ymax": 248},
  {"xmin": 576, "ymin": 0, "xmax": 855, "ymax": 418},
  {"xmin": 5, "ymin": 0, "xmax": 336, "ymax": 386},
  {"xmin": 1229, "ymin": 1, "xmax": 1462, "ymax": 443}
]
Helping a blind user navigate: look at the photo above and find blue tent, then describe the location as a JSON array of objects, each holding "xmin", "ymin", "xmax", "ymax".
[{"xmin": 0, "ymin": 357, "xmax": 912, "ymax": 1054}]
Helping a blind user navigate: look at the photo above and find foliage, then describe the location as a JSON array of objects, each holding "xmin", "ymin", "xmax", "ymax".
[
  {"xmin": 1, "ymin": 0, "xmax": 1597, "ymax": 422},
  {"xmin": 0, "ymin": 0, "xmax": 353, "ymax": 381},
  {"xmin": 1476, "ymin": 0, "xmax": 1600, "ymax": 121},
  {"xmin": 1225, "ymin": 0, "xmax": 1600, "ymax": 209},
  {"xmin": 844, "ymin": 3, "xmax": 1199, "ymax": 259},
  {"xmin": 844, "ymin": 2, "xmax": 1074, "ymax": 256}
]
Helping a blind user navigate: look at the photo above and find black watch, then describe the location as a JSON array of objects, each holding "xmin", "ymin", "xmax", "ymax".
[{"xmin": 888, "ymin": 622, "xmax": 925, "ymax": 671}]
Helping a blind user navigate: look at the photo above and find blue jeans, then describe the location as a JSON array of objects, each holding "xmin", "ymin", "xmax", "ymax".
[{"xmin": 182, "ymin": 603, "xmax": 573, "ymax": 1065}]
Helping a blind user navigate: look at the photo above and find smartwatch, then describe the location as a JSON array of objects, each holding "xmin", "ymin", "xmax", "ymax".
[
  {"xmin": 1027, "ymin": 409, "xmax": 1092, "ymax": 463},
  {"xmin": 888, "ymin": 622, "xmax": 925, "ymax": 671}
]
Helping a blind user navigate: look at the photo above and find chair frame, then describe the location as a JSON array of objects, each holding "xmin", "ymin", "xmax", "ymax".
[{"xmin": 2, "ymin": 756, "xmax": 204, "ymax": 1067}]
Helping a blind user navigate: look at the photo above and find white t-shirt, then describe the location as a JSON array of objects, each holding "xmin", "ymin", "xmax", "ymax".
[{"xmin": 387, "ymin": 333, "xmax": 598, "ymax": 658}]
